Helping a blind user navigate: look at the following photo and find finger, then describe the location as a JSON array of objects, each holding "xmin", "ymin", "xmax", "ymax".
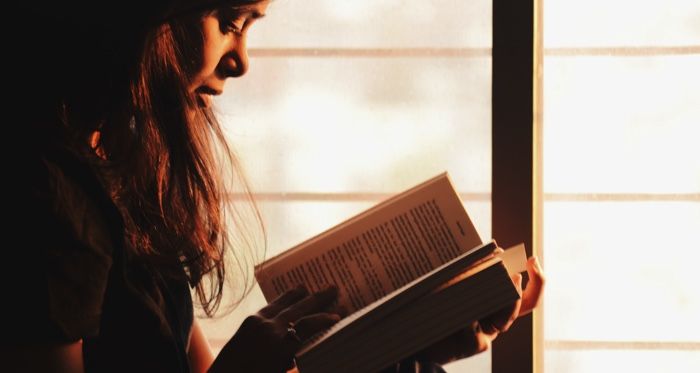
[
  {"xmin": 233, "ymin": 315, "xmax": 299, "ymax": 370},
  {"xmin": 277, "ymin": 286, "xmax": 339, "ymax": 322},
  {"xmin": 293, "ymin": 313, "xmax": 342, "ymax": 341},
  {"xmin": 259, "ymin": 286, "xmax": 308, "ymax": 318},
  {"xmin": 519, "ymin": 256, "xmax": 545, "ymax": 317},
  {"xmin": 512, "ymin": 272, "xmax": 524, "ymax": 297},
  {"xmin": 474, "ymin": 332, "xmax": 491, "ymax": 354},
  {"xmin": 479, "ymin": 274, "xmax": 522, "ymax": 334},
  {"xmin": 454, "ymin": 322, "xmax": 491, "ymax": 359},
  {"xmin": 279, "ymin": 330, "xmax": 302, "ymax": 369}
]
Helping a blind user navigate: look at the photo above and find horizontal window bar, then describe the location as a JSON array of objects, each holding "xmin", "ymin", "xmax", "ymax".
[
  {"xmin": 249, "ymin": 47, "xmax": 490, "ymax": 58},
  {"xmin": 545, "ymin": 46, "xmax": 700, "ymax": 57},
  {"xmin": 544, "ymin": 193, "xmax": 700, "ymax": 202},
  {"xmin": 227, "ymin": 192, "xmax": 699, "ymax": 202},
  {"xmin": 248, "ymin": 46, "xmax": 700, "ymax": 58},
  {"xmin": 227, "ymin": 192, "xmax": 491, "ymax": 202},
  {"xmin": 545, "ymin": 340, "xmax": 700, "ymax": 351}
]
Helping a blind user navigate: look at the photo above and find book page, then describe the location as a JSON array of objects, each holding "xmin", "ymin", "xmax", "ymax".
[
  {"xmin": 255, "ymin": 173, "xmax": 484, "ymax": 313},
  {"xmin": 500, "ymin": 243, "xmax": 527, "ymax": 274}
]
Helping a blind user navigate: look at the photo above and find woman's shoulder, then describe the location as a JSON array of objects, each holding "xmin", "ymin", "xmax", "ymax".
[
  {"xmin": 13, "ymin": 146, "xmax": 122, "ymax": 258},
  {"xmin": 7, "ymin": 145, "xmax": 123, "ymax": 343}
]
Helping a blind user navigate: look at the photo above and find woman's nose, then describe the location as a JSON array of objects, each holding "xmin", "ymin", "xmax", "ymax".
[{"xmin": 220, "ymin": 38, "xmax": 249, "ymax": 78}]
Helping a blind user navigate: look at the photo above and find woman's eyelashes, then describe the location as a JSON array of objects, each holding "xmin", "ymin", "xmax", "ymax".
[
  {"xmin": 219, "ymin": 11, "xmax": 249, "ymax": 35},
  {"xmin": 228, "ymin": 15, "xmax": 247, "ymax": 34}
]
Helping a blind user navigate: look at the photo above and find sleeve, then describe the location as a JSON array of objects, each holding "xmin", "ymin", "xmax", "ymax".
[
  {"xmin": 5, "ymin": 154, "xmax": 115, "ymax": 344},
  {"xmin": 381, "ymin": 359, "xmax": 447, "ymax": 373}
]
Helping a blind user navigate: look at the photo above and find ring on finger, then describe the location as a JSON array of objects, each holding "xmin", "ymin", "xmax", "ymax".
[{"xmin": 286, "ymin": 321, "xmax": 302, "ymax": 343}]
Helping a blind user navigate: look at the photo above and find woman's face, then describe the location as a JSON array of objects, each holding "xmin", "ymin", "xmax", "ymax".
[{"xmin": 189, "ymin": 1, "xmax": 269, "ymax": 107}]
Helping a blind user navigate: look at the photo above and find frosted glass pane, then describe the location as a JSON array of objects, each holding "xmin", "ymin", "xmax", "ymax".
[
  {"xmin": 216, "ymin": 57, "xmax": 491, "ymax": 194},
  {"xmin": 545, "ymin": 0, "xmax": 700, "ymax": 47},
  {"xmin": 250, "ymin": 0, "xmax": 491, "ymax": 48},
  {"xmin": 545, "ymin": 350, "xmax": 700, "ymax": 373},
  {"xmin": 543, "ymin": 202, "xmax": 700, "ymax": 342},
  {"xmin": 204, "ymin": 3, "xmax": 492, "ymax": 370},
  {"xmin": 543, "ymin": 55, "xmax": 700, "ymax": 193},
  {"xmin": 544, "ymin": 1, "xmax": 700, "ymax": 372}
]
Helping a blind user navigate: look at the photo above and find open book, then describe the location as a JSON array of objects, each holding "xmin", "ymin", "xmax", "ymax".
[{"xmin": 254, "ymin": 173, "xmax": 526, "ymax": 373}]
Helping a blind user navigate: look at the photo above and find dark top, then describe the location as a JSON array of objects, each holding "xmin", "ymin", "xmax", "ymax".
[
  {"xmin": 6, "ymin": 144, "xmax": 193, "ymax": 373},
  {"xmin": 383, "ymin": 359, "xmax": 447, "ymax": 373},
  {"xmin": 5, "ymin": 140, "xmax": 447, "ymax": 373}
]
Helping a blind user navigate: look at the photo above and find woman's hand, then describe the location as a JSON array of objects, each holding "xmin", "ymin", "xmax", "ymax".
[
  {"xmin": 414, "ymin": 255, "xmax": 545, "ymax": 365},
  {"xmin": 516, "ymin": 256, "xmax": 545, "ymax": 317},
  {"xmin": 208, "ymin": 286, "xmax": 341, "ymax": 373}
]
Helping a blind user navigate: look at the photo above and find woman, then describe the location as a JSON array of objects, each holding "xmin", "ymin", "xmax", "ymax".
[{"xmin": 6, "ymin": 1, "xmax": 543, "ymax": 372}]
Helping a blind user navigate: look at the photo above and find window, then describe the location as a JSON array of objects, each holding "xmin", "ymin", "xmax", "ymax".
[
  {"xmin": 542, "ymin": 0, "xmax": 700, "ymax": 371},
  {"xmin": 202, "ymin": 1, "xmax": 495, "ymax": 372},
  {"xmin": 199, "ymin": 1, "xmax": 700, "ymax": 372}
]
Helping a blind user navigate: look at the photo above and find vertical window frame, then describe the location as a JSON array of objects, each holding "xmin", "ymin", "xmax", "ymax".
[{"xmin": 491, "ymin": 0, "xmax": 541, "ymax": 372}]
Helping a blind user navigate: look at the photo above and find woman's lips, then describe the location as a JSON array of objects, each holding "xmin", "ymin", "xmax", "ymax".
[
  {"xmin": 196, "ymin": 86, "xmax": 222, "ymax": 96},
  {"xmin": 195, "ymin": 86, "xmax": 222, "ymax": 107}
]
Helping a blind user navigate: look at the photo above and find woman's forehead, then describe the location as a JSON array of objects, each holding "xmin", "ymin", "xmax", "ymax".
[{"xmin": 169, "ymin": 0, "xmax": 268, "ymax": 16}]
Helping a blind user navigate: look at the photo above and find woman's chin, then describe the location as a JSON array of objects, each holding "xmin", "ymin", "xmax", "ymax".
[{"xmin": 196, "ymin": 94, "xmax": 213, "ymax": 108}]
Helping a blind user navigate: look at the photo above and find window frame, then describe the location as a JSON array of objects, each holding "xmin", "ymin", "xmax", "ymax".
[
  {"xmin": 210, "ymin": 1, "xmax": 543, "ymax": 371},
  {"xmin": 491, "ymin": 0, "xmax": 541, "ymax": 373}
]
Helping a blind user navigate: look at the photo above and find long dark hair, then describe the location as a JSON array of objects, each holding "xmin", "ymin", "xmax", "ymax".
[{"xmin": 17, "ymin": 1, "xmax": 265, "ymax": 316}]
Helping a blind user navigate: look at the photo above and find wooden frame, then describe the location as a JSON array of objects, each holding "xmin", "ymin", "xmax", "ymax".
[{"xmin": 491, "ymin": 0, "xmax": 542, "ymax": 372}]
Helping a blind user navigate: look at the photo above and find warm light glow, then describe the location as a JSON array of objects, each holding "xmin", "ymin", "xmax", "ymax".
[
  {"xmin": 204, "ymin": 1, "xmax": 494, "ymax": 372},
  {"xmin": 218, "ymin": 57, "xmax": 492, "ymax": 194},
  {"xmin": 544, "ymin": 56, "xmax": 700, "ymax": 194},
  {"xmin": 545, "ymin": 0, "xmax": 700, "ymax": 47},
  {"xmin": 246, "ymin": 0, "xmax": 491, "ymax": 48},
  {"xmin": 544, "ymin": 0, "xmax": 700, "ymax": 372}
]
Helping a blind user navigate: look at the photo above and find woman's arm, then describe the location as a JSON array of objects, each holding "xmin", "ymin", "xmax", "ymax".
[
  {"xmin": 3, "ymin": 341, "xmax": 84, "ymax": 373},
  {"xmin": 188, "ymin": 319, "xmax": 215, "ymax": 373}
]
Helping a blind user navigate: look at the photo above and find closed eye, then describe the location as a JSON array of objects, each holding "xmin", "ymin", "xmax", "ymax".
[
  {"xmin": 224, "ymin": 14, "xmax": 246, "ymax": 34},
  {"xmin": 218, "ymin": 6, "xmax": 265, "ymax": 36}
]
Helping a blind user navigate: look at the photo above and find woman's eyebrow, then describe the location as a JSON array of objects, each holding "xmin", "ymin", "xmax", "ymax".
[{"xmin": 228, "ymin": 5, "xmax": 266, "ymax": 19}]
